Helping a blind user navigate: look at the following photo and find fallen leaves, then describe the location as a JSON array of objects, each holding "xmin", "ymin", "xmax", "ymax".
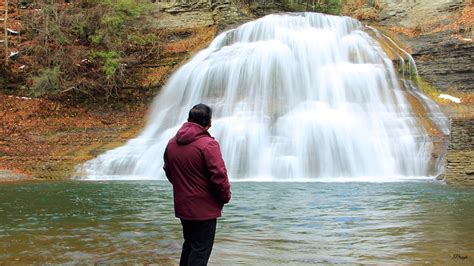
[{"xmin": 0, "ymin": 94, "xmax": 146, "ymax": 179}]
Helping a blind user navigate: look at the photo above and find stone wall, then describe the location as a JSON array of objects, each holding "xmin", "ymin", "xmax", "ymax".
[{"xmin": 445, "ymin": 118, "xmax": 474, "ymax": 184}]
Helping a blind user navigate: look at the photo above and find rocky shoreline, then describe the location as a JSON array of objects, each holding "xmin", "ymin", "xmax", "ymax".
[{"xmin": 0, "ymin": 170, "xmax": 35, "ymax": 182}]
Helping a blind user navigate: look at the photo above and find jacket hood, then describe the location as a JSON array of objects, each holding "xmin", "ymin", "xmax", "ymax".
[{"xmin": 175, "ymin": 122, "xmax": 210, "ymax": 145}]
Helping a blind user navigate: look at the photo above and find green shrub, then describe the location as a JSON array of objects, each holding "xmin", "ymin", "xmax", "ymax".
[
  {"xmin": 72, "ymin": 20, "xmax": 87, "ymax": 36},
  {"xmin": 88, "ymin": 0, "xmax": 151, "ymax": 49},
  {"xmin": 91, "ymin": 51, "xmax": 120, "ymax": 77},
  {"xmin": 21, "ymin": 0, "xmax": 157, "ymax": 100},
  {"xmin": 321, "ymin": 0, "xmax": 344, "ymax": 14},
  {"xmin": 113, "ymin": 0, "xmax": 144, "ymax": 18},
  {"xmin": 31, "ymin": 66, "xmax": 62, "ymax": 96},
  {"xmin": 127, "ymin": 33, "xmax": 159, "ymax": 46}
]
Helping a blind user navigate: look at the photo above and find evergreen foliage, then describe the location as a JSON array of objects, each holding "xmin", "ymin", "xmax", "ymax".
[
  {"xmin": 23, "ymin": 0, "xmax": 156, "ymax": 101},
  {"xmin": 31, "ymin": 66, "xmax": 62, "ymax": 96}
]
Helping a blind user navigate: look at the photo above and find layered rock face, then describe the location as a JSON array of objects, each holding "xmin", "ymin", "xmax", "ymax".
[
  {"xmin": 399, "ymin": 32, "xmax": 474, "ymax": 92},
  {"xmin": 379, "ymin": 0, "xmax": 466, "ymax": 29},
  {"xmin": 445, "ymin": 118, "xmax": 474, "ymax": 184},
  {"xmin": 151, "ymin": 0, "xmax": 341, "ymax": 30},
  {"xmin": 379, "ymin": 0, "xmax": 473, "ymax": 92},
  {"xmin": 152, "ymin": 0, "xmax": 254, "ymax": 30}
]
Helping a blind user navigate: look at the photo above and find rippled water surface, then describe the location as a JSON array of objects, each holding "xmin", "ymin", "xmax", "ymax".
[{"xmin": 1, "ymin": 181, "xmax": 473, "ymax": 264}]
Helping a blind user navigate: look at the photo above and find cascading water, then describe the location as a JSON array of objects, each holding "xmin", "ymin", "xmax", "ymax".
[{"xmin": 77, "ymin": 12, "xmax": 449, "ymax": 181}]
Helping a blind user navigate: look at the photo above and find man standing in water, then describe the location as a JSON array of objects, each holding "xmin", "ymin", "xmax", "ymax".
[{"xmin": 163, "ymin": 103, "xmax": 231, "ymax": 266}]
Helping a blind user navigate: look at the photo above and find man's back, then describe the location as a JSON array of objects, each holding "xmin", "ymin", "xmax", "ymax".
[{"xmin": 164, "ymin": 122, "xmax": 231, "ymax": 220}]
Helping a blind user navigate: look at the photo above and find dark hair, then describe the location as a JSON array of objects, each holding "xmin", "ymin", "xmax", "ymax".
[{"xmin": 188, "ymin": 103, "xmax": 212, "ymax": 128}]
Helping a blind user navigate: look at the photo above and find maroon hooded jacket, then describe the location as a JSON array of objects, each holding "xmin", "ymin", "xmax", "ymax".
[{"xmin": 163, "ymin": 122, "xmax": 231, "ymax": 220}]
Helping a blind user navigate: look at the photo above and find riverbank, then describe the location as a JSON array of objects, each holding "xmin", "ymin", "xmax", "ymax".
[
  {"xmin": 0, "ymin": 94, "xmax": 146, "ymax": 180},
  {"xmin": 0, "ymin": 170, "xmax": 35, "ymax": 183}
]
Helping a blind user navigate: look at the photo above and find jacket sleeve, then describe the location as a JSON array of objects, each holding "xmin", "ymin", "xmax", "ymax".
[
  {"xmin": 204, "ymin": 140, "xmax": 231, "ymax": 204},
  {"xmin": 163, "ymin": 147, "xmax": 172, "ymax": 184}
]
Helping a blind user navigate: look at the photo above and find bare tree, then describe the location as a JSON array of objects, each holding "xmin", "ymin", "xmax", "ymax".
[{"xmin": 3, "ymin": 0, "xmax": 8, "ymax": 65}]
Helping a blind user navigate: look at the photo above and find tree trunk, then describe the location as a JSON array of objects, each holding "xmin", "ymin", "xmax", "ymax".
[{"xmin": 3, "ymin": 0, "xmax": 8, "ymax": 65}]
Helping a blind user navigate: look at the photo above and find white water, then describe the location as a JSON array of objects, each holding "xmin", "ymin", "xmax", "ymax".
[{"xmin": 78, "ymin": 13, "xmax": 448, "ymax": 181}]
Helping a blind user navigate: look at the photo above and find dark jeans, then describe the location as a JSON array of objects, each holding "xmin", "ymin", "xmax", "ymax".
[{"xmin": 180, "ymin": 218, "xmax": 217, "ymax": 266}]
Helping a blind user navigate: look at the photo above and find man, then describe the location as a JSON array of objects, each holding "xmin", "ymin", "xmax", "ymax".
[{"xmin": 163, "ymin": 103, "xmax": 231, "ymax": 266}]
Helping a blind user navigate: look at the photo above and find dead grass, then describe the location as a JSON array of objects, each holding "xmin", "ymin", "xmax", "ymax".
[
  {"xmin": 390, "ymin": 1, "xmax": 473, "ymax": 39},
  {"xmin": 385, "ymin": 1, "xmax": 472, "ymax": 40},
  {"xmin": 458, "ymin": 1, "xmax": 474, "ymax": 29},
  {"xmin": 160, "ymin": 26, "xmax": 217, "ymax": 55},
  {"xmin": 138, "ymin": 66, "xmax": 172, "ymax": 88},
  {"xmin": 432, "ymin": 2, "xmax": 473, "ymax": 37},
  {"xmin": 388, "ymin": 26, "xmax": 420, "ymax": 38},
  {"xmin": 461, "ymin": 94, "xmax": 474, "ymax": 104},
  {"xmin": 342, "ymin": 0, "xmax": 382, "ymax": 21}
]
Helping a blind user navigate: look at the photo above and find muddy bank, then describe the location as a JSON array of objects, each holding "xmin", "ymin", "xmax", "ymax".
[
  {"xmin": 0, "ymin": 170, "xmax": 35, "ymax": 183},
  {"xmin": 0, "ymin": 95, "xmax": 147, "ymax": 180}
]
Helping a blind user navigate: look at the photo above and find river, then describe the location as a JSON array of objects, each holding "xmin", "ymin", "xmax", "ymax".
[{"xmin": 1, "ymin": 181, "xmax": 473, "ymax": 264}]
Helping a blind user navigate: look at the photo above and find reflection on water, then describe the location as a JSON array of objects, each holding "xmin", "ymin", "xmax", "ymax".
[{"xmin": 0, "ymin": 181, "xmax": 473, "ymax": 264}]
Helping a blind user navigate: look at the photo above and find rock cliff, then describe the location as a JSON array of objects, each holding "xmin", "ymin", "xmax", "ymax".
[
  {"xmin": 379, "ymin": 0, "xmax": 466, "ymax": 30},
  {"xmin": 399, "ymin": 32, "xmax": 473, "ymax": 92},
  {"xmin": 152, "ymin": 0, "xmax": 254, "ymax": 30},
  {"xmin": 445, "ymin": 118, "xmax": 474, "ymax": 185},
  {"xmin": 378, "ymin": 0, "xmax": 473, "ymax": 92}
]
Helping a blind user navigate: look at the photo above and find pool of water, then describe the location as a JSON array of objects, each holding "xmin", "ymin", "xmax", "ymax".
[{"xmin": 1, "ymin": 181, "xmax": 473, "ymax": 264}]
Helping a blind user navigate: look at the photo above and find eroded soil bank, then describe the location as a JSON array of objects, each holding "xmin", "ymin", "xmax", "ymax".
[{"xmin": 0, "ymin": 95, "xmax": 146, "ymax": 180}]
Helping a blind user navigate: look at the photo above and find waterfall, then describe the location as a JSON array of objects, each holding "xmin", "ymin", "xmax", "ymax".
[{"xmin": 77, "ymin": 12, "xmax": 449, "ymax": 182}]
